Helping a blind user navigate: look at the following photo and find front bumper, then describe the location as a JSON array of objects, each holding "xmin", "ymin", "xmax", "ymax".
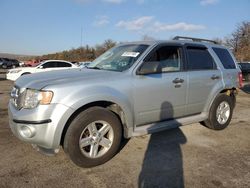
[
  {"xmin": 6, "ymin": 73, "xmax": 20, "ymax": 81},
  {"xmin": 8, "ymin": 102, "xmax": 74, "ymax": 150}
]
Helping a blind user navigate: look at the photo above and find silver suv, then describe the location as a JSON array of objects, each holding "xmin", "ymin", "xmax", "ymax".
[{"xmin": 8, "ymin": 37, "xmax": 242, "ymax": 167}]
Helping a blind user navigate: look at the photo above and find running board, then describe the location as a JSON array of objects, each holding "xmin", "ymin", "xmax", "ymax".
[{"xmin": 132, "ymin": 112, "xmax": 208, "ymax": 136}]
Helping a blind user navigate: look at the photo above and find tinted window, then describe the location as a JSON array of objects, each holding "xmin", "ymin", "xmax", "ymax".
[
  {"xmin": 42, "ymin": 62, "xmax": 57, "ymax": 68},
  {"xmin": 142, "ymin": 46, "xmax": 182, "ymax": 73},
  {"xmin": 213, "ymin": 48, "xmax": 236, "ymax": 69},
  {"xmin": 187, "ymin": 47, "xmax": 215, "ymax": 70},
  {"xmin": 57, "ymin": 62, "xmax": 72, "ymax": 67}
]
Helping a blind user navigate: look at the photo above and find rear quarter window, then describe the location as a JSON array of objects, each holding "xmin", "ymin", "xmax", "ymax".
[{"xmin": 213, "ymin": 47, "xmax": 236, "ymax": 69}]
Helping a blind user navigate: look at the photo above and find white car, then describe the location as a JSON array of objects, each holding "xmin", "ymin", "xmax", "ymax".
[{"xmin": 6, "ymin": 60, "xmax": 78, "ymax": 81}]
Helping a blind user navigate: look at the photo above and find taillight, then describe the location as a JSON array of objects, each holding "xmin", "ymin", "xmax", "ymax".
[{"xmin": 238, "ymin": 72, "xmax": 243, "ymax": 88}]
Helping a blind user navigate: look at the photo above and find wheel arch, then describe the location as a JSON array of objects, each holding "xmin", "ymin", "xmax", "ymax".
[
  {"xmin": 60, "ymin": 100, "xmax": 132, "ymax": 146},
  {"xmin": 205, "ymin": 87, "xmax": 237, "ymax": 113},
  {"xmin": 21, "ymin": 72, "xmax": 31, "ymax": 76}
]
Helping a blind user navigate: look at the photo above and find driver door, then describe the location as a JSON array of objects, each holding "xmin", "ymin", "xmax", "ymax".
[{"xmin": 133, "ymin": 45, "xmax": 187, "ymax": 126}]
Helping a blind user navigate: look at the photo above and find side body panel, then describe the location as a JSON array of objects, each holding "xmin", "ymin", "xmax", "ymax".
[{"xmin": 133, "ymin": 72, "xmax": 187, "ymax": 126}]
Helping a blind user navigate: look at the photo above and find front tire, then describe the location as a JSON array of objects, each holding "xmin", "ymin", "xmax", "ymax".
[
  {"xmin": 202, "ymin": 94, "xmax": 234, "ymax": 130},
  {"xmin": 63, "ymin": 107, "xmax": 122, "ymax": 168}
]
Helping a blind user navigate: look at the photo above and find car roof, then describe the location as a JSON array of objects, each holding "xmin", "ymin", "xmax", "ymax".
[
  {"xmin": 41, "ymin": 60, "xmax": 72, "ymax": 64},
  {"xmin": 119, "ymin": 40, "xmax": 226, "ymax": 49}
]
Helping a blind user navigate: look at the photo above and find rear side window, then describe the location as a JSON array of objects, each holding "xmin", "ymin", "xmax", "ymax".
[
  {"xmin": 57, "ymin": 62, "xmax": 72, "ymax": 67},
  {"xmin": 187, "ymin": 47, "xmax": 215, "ymax": 70},
  {"xmin": 213, "ymin": 48, "xmax": 236, "ymax": 69},
  {"xmin": 42, "ymin": 62, "xmax": 57, "ymax": 68}
]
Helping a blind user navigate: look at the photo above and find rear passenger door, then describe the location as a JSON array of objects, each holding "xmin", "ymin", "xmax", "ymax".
[
  {"xmin": 56, "ymin": 61, "xmax": 73, "ymax": 69},
  {"xmin": 186, "ymin": 45, "xmax": 222, "ymax": 115}
]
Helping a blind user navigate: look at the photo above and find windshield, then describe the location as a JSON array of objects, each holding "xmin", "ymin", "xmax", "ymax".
[{"xmin": 88, "ymin": 44, "xmax": 149, "ymax": 72}]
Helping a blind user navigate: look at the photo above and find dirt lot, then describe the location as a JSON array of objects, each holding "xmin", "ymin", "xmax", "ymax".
[{"xmin": 0, "ymin": 71, "xmax": 250, "ymax": 188}]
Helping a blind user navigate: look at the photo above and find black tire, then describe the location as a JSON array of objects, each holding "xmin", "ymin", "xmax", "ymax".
[
  {"xmin": 202, "ymin": 94, "xmax": 234, "ymax": 130},
  {"xmin": 63, "ymin": 107, "xmax": 122, "ymax": 168}
]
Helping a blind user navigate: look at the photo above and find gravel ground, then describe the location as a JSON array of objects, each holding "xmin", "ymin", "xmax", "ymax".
[{"xmin": 0, "ymin": 71, "xmax": 250, "ymax": 188}]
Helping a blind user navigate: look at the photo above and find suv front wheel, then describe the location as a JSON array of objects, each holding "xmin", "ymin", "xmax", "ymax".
[
  {"xmin": 202, "ymin": 94, "xmax": 234, "ymax": 130},
  {"xmin": 63, "ymin": 107, "xmax": 122, "ymax": 167}
]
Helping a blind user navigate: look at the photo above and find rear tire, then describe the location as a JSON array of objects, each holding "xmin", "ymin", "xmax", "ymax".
[
  {"xmin": 202, "ymin": 94, "xmax": 233, "ymax": 130},
  {"xmin": 63, "ymin": 107, "xmax": 122, "ymax": 168}
]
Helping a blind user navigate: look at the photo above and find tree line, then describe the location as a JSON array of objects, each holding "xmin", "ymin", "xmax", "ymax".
[
  {"xmin": 39, "ymin": 21, "xmax": 249, "ymax": 62},
  {"xmin": 40, "ymin": 39, "xmax": 116, "ymax": 62},
  {"xmin": 224, "ymin": 21, "xmax": 250, "ymax": 62}
]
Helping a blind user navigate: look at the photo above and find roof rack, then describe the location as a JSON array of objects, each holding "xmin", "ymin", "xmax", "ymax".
[{"xmin": 173, "ymin": 36, "xmax": 218, "ymax": 44}]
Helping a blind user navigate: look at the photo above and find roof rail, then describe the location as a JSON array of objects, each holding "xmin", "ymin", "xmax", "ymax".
[{"xmin": 173, "ymin": 36, "xmax": 218, "ymax": 44}]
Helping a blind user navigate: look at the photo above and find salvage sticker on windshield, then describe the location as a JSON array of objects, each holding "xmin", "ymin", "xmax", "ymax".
[{"xmin": 121, "ymin": 52, "xmax": 140, "ymax": 57}]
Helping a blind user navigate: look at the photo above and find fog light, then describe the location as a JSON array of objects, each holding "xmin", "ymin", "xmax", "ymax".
[{"xmin": 19, "ymin": 125, "xmax": 35, "ymax": 138}]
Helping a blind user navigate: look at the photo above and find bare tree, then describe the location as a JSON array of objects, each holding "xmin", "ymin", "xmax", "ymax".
[{"xmin": 225, "ymin": 21, "xmax": 250, "ymax": 61}]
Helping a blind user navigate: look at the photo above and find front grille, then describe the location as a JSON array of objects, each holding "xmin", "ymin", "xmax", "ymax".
[{"xmin": 10, "ymin": 86, "xmax": 24, "ymax": 110}]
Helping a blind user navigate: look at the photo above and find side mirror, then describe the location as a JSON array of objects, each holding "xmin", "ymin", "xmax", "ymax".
[
  {"xmin": 38, "ymin": 65, "xmax": 44, "ymax": 69},
  {"xmin": 137, "ymin": 61, "xmax": 160, "ymax": 75}
]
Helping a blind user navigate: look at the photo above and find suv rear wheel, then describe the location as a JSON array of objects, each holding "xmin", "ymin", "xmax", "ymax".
[
  {"xmin": 202, "ymin": 94, "xmax": 233, "ymax": 130},
  {"xmin": 63, "ymin": 107, "xmax": 122, "ymax": 167}
]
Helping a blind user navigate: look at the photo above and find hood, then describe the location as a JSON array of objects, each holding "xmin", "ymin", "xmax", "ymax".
[
  {"xmin": 15, "ymin": 68, "xmax": 122, "ymax": 90},
  {"xmin": 9, "ymin": 67, "xmax": 35, "ymax": 72}
]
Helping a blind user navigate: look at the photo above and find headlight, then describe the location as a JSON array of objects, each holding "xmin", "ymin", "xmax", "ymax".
[
  {"xmin": 10, "ymin": 70, "xmax": 22, "ymax": 73},
  {"xmin": 23, "ymin": 89, "xmax": 53, "ymax": 109}
]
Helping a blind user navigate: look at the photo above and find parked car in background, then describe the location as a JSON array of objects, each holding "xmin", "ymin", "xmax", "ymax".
[
  {"xmin": 78, "ymin": 61, "xmax": 91, "ymax": 68},
  {"xmin": 8, "ymin": 37, "xmax": 242, "ymax": 168},
  {"xmin": 19, "ymin": 61, "xmax": 25, "ymax": 67},
  {"xmin": 24, "ymin": 59, "xmax": 43, "ymax": 67},
  {"xmin": 0, "ymin": 58, "xmax": 4, "ymax": 67},
  {"xmin": 6, "ymin": 60, "xmax": 78, "ymax": 81},
  {"xmin": 0, "ymin": 58, "xmax": 20, "ymax": 69},
  {"xmin": 238, "ymin": 62, "xmax": 250, "ymax": 81}
]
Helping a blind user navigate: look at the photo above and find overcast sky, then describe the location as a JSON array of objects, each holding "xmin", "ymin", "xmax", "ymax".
[{"xmin": 0, "ymin": 0, "xmax": 249, "ymax": 55}]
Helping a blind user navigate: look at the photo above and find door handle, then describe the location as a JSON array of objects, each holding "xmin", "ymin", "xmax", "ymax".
[
  {"xmin": 211, "ymin": 75, "xmax": 220, "ymax": 80},
  {"xmin": 172, "ymin": 78, "xmax": 184, "ymax": 84}
]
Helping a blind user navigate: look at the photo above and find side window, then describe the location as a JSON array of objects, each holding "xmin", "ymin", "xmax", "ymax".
[
  {"xmin": 212, "ymin": 47, "xmax": 236, "ymax": 69},
  {"xmin": 42, "ymin": 62, "xmax": 57, "ymax": 68},
  {"xmin": 142, "ymin": 46, "xmax": 182, "ymax": 74},
  {"xmin": 187, "ymin": 47, "xmax": 215, "ymax": 70},
  {"xmin": 57, "ymin": 62, "xmax": 72, "ymax": 67}
]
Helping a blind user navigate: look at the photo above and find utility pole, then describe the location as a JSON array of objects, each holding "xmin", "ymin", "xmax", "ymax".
[
  {"xmin": 81, "ymin": 26, "xmax": 83, "ymax": 49},
  {"xmin": 80, "ymin": 26, "xmax": 83, "ymax": 60}
]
